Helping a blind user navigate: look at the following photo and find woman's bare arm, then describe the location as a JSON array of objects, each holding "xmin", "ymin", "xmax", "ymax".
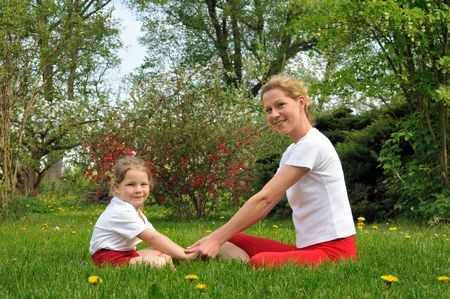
[{"xmin": 186, "ymin": 165, "xmax": 309, "ymax": 258}]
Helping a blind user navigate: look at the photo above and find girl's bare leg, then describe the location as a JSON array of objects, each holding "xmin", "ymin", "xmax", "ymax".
[
  {"xmin": 218, "ymin": 242, "xmax": 250, "ymax": 261},
  {"xmin": 130, "ymin": 248, "xmax": 174, "ymax": 268}
]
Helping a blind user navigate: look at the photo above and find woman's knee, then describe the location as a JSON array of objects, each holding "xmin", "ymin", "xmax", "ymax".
[
  {"xmin": 219, "ymin": 242, "xmax": 250, "ymax": 261},
  {"xmin": 249, "ymin": 252, "xmax": 280, "ymax": 268}
]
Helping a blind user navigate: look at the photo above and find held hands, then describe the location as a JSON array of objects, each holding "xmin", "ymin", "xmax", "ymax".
[
  {"xmin": 183, "ymin": 250, "xmax": 199, "ymax": 261},
  {"xmin": 185, "ymin": 236, "xmax": 221, "ymax": 259}
]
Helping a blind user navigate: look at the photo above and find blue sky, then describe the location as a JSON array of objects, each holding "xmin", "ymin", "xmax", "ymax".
[{"xmin": 111, "ymin": 1, "xmax": 146, "ymax": 78}]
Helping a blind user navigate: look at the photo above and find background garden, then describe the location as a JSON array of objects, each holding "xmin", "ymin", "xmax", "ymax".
[{"xmin": 0, "ymin": 0, "xmax": 449, "ymax": 297}]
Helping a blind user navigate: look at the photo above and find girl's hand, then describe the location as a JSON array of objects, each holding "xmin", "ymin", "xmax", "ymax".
[{"xmin": 183, "ymin": 251, "xmax": 199, "ymax": 261}]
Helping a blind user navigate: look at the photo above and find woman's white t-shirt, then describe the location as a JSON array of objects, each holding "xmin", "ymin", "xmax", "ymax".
[
  {"xmin": 279, "ymin": 128, "xmax": 356, "ymax": 248},
  {"xmin": 89, "ymin": 197, "xmax": 156, "ymax": 254}
]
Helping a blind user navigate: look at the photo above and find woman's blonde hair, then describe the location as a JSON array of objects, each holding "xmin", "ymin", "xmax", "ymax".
[
  {"xmin": 260, "ymin": 75, "xmax": 312, "ymax": 120},
  {"xmin": 110, "ymin": 156, "xmax": 154, "ymax": 195}
]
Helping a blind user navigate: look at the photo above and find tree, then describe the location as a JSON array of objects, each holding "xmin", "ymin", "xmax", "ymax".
[
  {"xmin": 0, "ymin": 0, "xmax": 34, "ymax": 213},
  {"xmin": 129, "ymin": 0, "xmax": 341, "ymax": 95},
  {"xmin": 0, "ymin": 0, "xmax": 121, "ymax": 209},
  {"xmin": 317, "ymin": 0, "xmax": 450, "ymax": 217}
]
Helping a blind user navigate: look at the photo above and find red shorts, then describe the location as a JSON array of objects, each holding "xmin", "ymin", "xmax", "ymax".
[
  {"xmin": 228, "ymin": 233, "xmax": 357, "ymax": 268},
  {"xmin": 91, "ymin": 249, "xmax": 140, "ymax": 267}
]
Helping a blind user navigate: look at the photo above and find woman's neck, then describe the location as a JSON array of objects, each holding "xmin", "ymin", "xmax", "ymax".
[{"xmin": 291, "ymin": 122, "xmax": 313, "ymax": 143}]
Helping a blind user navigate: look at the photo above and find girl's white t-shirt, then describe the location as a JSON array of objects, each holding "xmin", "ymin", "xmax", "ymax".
[
  {"xmin": 89, "ymin": 197, "xmax": 156, "ymax": 254},
  {"xmin": 279, "ymin": 128, "xmax": 356, "ymax": 248}
]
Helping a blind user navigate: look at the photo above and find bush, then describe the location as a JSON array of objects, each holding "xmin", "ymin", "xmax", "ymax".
[
  {"xmin": 378, "ymin": 110, "xmax": 449, "ymax": 220},
  {"xmin": 0, "ymin": 193, "xmax": 30, "ymax": 220},
  {"xmin": 82, "ymin": 72, "xmax": 264, "ymax": 218},
  {"xmin": 315, "ymin": 107, "xmax": 393, "ymax": 221}
]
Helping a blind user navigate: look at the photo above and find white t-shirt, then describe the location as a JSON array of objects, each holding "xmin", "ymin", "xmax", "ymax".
[
  {"xmin": 89, "ymin": 197, "xmax": 156, "ymax": 254},
  {"xmin": 279, "ymin": 128, "xmax": 356, "ymax": 248}
]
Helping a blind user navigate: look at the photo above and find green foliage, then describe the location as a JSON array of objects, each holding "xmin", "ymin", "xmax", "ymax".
[
  {"xmin": 418, "ymin": 191, "xmax": 450, "ymax": 221},
  {"xmin": 337, "ymin": 118, "xmax": 394, "ymax": 220},
  {"xmin": 130, "ymin": 0, "xmax": 334, "ymax": 95},
  {"xmin": 0, "ymin": 194, "xmax": 30, "ymax": 221},
  {"xmin": 313, "ymin": 0, "xmax": 450, "ymax": 219},
  {"xmin": 0, "ymin": 0, "xmax": 122, "ymax": 202},
  {"xmin": 82, "ymin": 70, "xmax": 268, "ymax": 218},
  {"xmin": 379, "ymin": 110, "xmax": 450, "ymax": 219},
  {"xmin": 314, "ymin": 107, "xmax": 392, "ymax": 221}
]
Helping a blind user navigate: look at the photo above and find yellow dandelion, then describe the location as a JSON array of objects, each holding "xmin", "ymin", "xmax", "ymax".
[
  {"xmin": 42, "ymin": 224, "xmax": 49, "ymax": 230},
  {"xmin": 405, "ymin": 235, "xmax": 411, "ymax": 239},
  {"xmin": 184, "ymin": 274, "xmax": 199, "ymax": 281},
  {"xmin": 372, "ymin": 225, "xmax": 378, "ymax": 229},
  {"xmin": 357, "ymin": 223, "xmax": 364, "ymax": 232},
  {"xmin": 205, "ymin": 229, "xmax": 212, "ymax": 233},
  {"xmin": 388, "ymin": 227, "xmax": 398, "ymax": 231},
  {"xmin": 88, "ymin": 275, "xmax": 103, "ymax": 285},
  {"xmin": 195, "ymin": 283, "xmax": 207, "ymax": 292},
  {"xmin": 438, "ymin": 276, "xmax": 449, "ymax": 282},
  {"xmin": 380, "ymin": 274, "xmax": 399, "ymax": 285},
  {"xmin": 272, "ymin": 224, "xmax": 279, "ymax": 229},
  {"xmin": 357, "ymin": 216, "xmax": 366, "ymax": 222}
]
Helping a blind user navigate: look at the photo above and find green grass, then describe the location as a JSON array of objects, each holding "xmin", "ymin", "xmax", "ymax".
[{"xmin": 0, "ymin": 198, "xmax": 449, "ymax": 298}]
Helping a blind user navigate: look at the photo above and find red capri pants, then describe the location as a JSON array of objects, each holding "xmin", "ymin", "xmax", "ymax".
[
  {"xmin": 228, "ymin": 233, "xmax": 357, "ymax": 268},
  {"xmin": 91, "ymin": 249, "xmax": 140, "ymax": 267}
]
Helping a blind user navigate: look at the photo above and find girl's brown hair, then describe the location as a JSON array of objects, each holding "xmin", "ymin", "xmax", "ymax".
[
  {"xmin": 110, "ymin": 156, "xmax": 154, "ymax": 195},
  {"xmin": 260, "ymin": 75, "xmax": 312, "ymax": 121}
]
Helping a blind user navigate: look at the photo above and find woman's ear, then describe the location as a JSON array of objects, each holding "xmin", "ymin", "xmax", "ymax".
[{"xmin": 297, "ymin": 96, "xmax": 306, "ymax": 110}]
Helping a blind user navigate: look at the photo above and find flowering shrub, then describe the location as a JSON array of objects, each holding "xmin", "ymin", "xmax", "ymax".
[
  {"xmin": 82, "ymin": 80, "xmax": 263, "ymax": 218},
  {"xmin": 147, "ymin": 121, "xmax": 258, "ymax": 218},
  {"xmin": 82, "ymin": 113, "xmax": 151, "ymax": 202}
]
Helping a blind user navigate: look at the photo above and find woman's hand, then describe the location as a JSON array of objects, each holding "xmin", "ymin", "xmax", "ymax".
[{"xmin": 185, "ymin": 236, "xmax": 221, "ymax": 259}]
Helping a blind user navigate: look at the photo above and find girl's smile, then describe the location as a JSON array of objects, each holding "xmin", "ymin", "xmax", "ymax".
[{"xmin": 113, "ymin": 169, "xmax": 150, "ymax": 209}]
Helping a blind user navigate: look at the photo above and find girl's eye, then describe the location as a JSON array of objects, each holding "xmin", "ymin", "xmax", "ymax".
[
  {"xmin": 265, "ymin": 108, "xmax": 272, "ymax": 114},
  {"xmin": 276, "ymin": 102, "xmax": 285, "ymax": 108}
]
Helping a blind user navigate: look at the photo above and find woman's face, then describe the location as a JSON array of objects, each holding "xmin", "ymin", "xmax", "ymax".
[
  {"xmin": 114, "ymin": 169, "xmax": 150, "ymax": 209},
  {"xmin": 262, "ymin": 88, "xmax": 303, "ymax": 138}
]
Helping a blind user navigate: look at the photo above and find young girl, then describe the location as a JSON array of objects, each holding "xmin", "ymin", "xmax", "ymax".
[{"xmin": 89, "ymin": 156, "xmax": 197, "ymax": 267}]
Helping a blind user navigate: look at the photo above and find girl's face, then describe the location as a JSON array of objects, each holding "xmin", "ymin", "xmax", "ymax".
[
  {"xmin": 113, "ymin": 169, "xmax": 150, "ymax": 209},
  {"xmin": 262, "ymin": 88, "xmax": 304, "ymax": 139}
]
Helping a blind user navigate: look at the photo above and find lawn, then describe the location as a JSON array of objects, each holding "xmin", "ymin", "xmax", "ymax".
[{"xmin": 0, "ymin": 196, "xmax": 449, "ymax": 298}]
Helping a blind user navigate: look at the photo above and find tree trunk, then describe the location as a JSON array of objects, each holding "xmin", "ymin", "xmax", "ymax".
[
  {"xmin": 44, "ymin": 158, "xmax": 63, "ymax": 186},
  {"xmin": 439, "ymin": 102, "xmax": 449, "ymax": 189}
]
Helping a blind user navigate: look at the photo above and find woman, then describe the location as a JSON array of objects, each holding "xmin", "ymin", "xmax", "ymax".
[{"xmin": 186, "ymin": 75, "xmax": 357, "ymax": 268}]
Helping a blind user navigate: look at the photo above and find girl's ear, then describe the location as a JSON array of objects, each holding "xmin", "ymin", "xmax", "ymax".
[{"xmin": 113, "ymin": 182, "xmax": 119, "ymax": 194}]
